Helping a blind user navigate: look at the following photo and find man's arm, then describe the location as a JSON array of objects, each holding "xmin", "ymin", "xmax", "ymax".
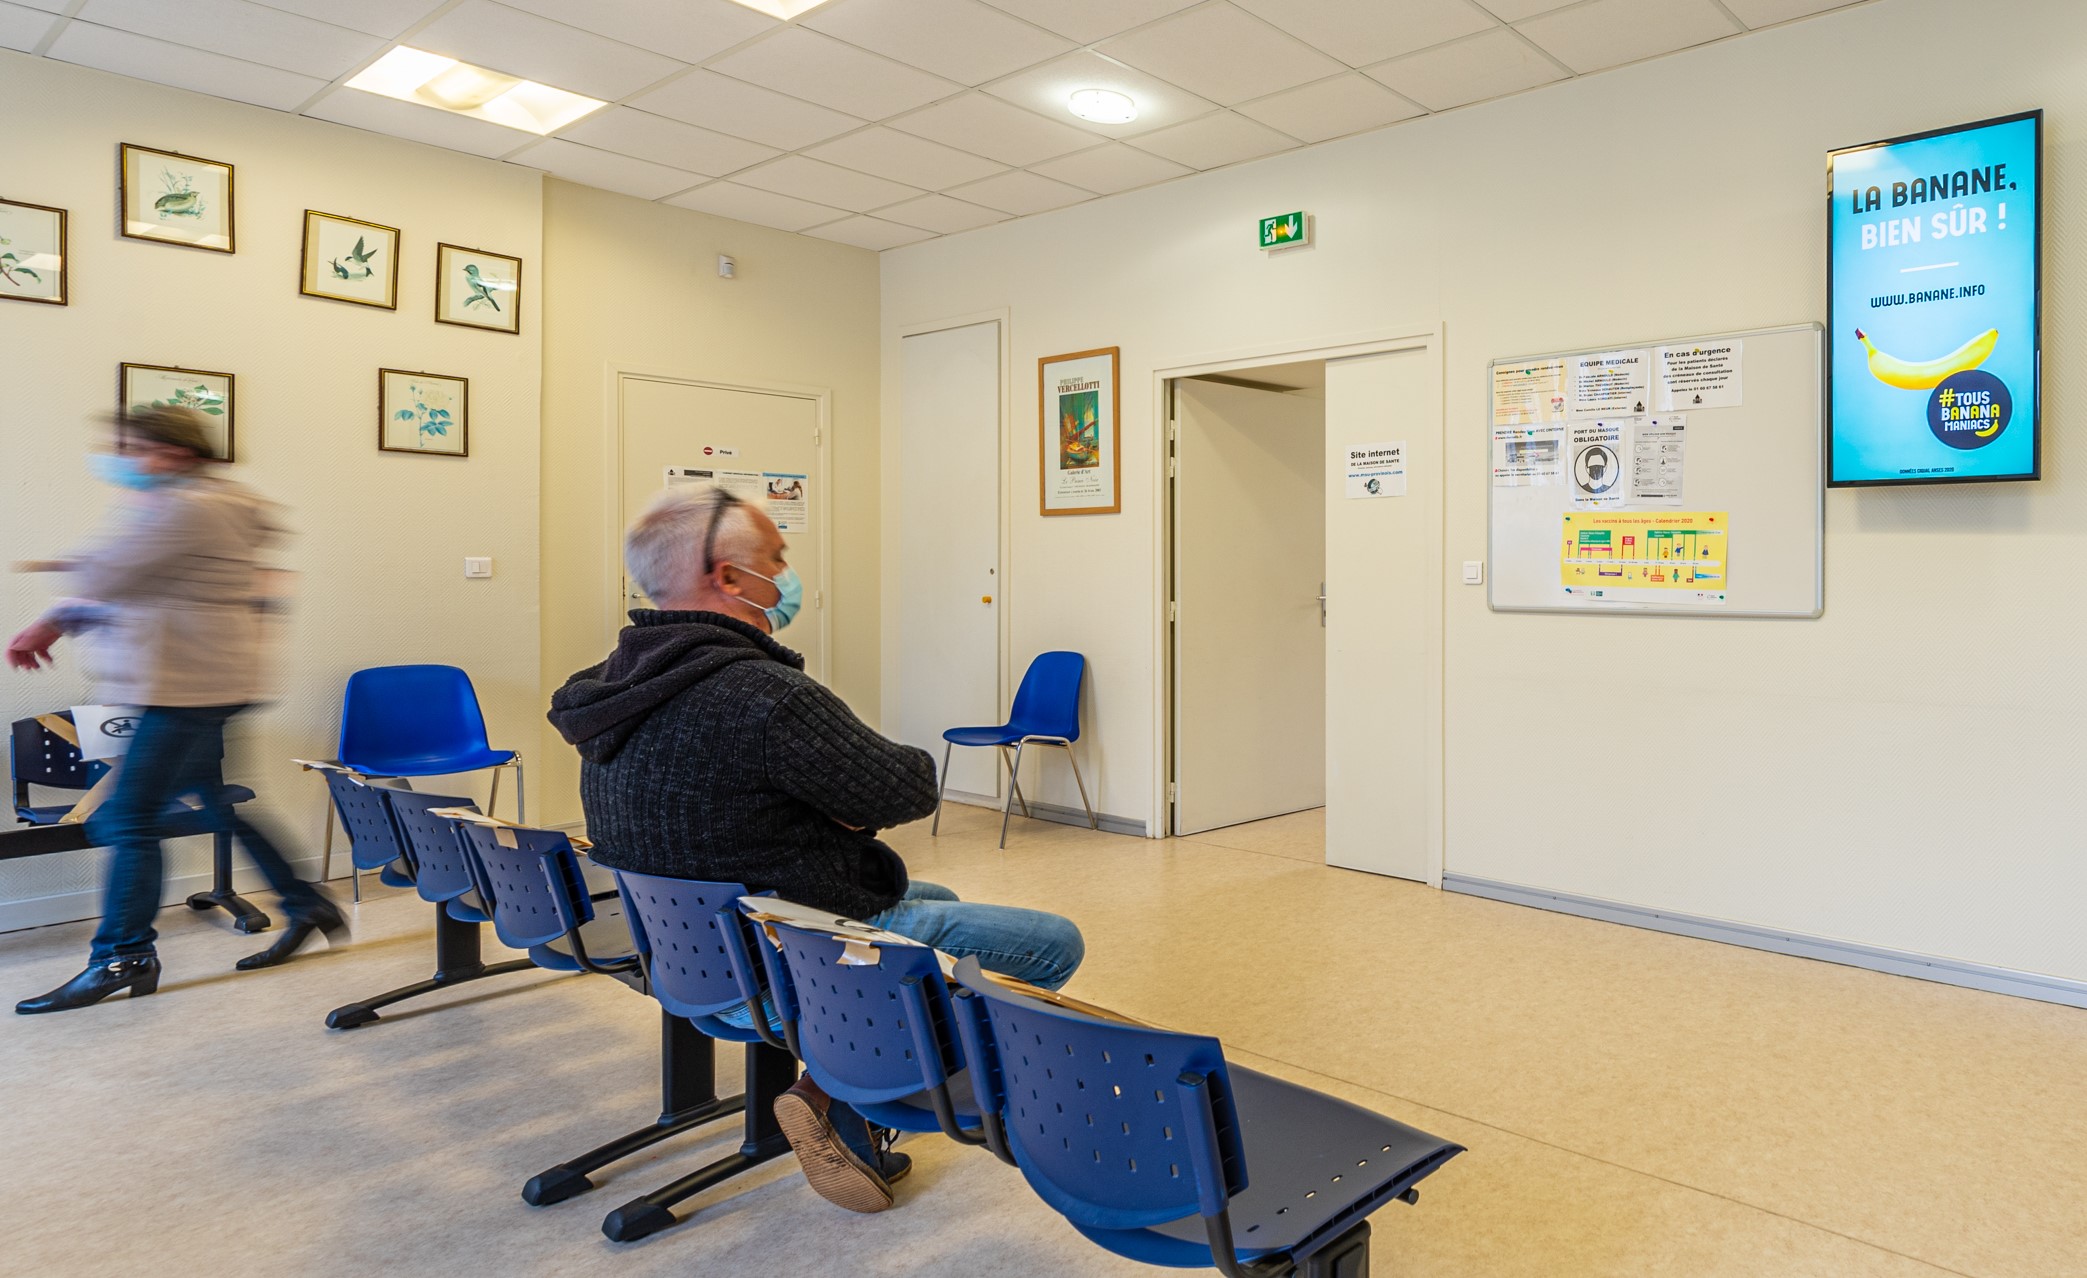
[{"xmin": 765, "ymin": 683, "xmax": 941, "ymax": 831}]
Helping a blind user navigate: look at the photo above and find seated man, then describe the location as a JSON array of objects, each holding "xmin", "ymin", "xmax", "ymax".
[{"xmin": 548, "ymin": 486, "xmax": 1084, "ymax": 1214}]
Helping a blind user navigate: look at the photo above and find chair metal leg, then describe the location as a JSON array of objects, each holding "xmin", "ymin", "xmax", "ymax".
[
  {"xmin": 512, "ymin": 756, "xmax": 526, "ymax": 824},
  {"xmin": 600, "ymin": 1042, "xmax": 799, "ymax": 1243},
  {"xmin": 998, "ymin": 742, "xmax": 1027, "ymax": 849},
  {"xmin": 931, "ymin": 741, "xmax": 953, "ymax": 836},
  {"xmin": 318, "ymin": 793, "xmax": 336, "ymax": 882},
  {"xmin": 487, "ymin": 767, "xmax": 501, "ymax": 828},
  {"xmin": 1299, "ymin": 1219, "xmax": 1372, "ymax": 1277},
  {"xmin": 999, "ymin": 746, "xmax": 1031, "ymax": 818},
  {"xmin": 324, "ymin": 907, "xmax": 538, "ymax": 1029},
  {"xmin": 1062, "ymin": 744, "xmax": 1098, "ymax": 830},
  {"xmin": 185, "ymin": 828, "xmax": 271, "ymax": 933}
]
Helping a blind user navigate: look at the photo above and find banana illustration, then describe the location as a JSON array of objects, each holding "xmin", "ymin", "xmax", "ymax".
[{"xmin": 1854, "ymin": 327, "xmax": 1998, "ymax": 390}]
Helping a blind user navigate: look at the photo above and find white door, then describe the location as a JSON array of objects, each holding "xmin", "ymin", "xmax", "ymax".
[
  {"xmin": 619, "ymin": 376, "xmax": 827, "ymax": 680},
  {"xmin": 1171, "ymin": 377, "xmax": 1326, "ymax": 835},
  {"xmin": 895, "ymin": 323, "xmax": 1002, "ymax": 800},
  {"xmin": 1324, "ymin": 348, "xmax": 1439, "ymax": 882}
]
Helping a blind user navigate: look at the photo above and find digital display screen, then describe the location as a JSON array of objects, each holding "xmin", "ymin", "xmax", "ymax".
[{"xmin": 1827, "ymin": 111, "xmax": 2041, "ymax": 487}]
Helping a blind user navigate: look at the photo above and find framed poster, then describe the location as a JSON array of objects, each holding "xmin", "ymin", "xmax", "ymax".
[
  {"xmin": 1827, "ymin": 111, "xmax": 2041, "ymax": 487},
  {"xmin": 434, "ymin": 242, "xmax": 521, "ymax": 334},
  {"xmin": 119, "ymin": 363, "xmax": 235, "ymax": 461},
  {"xmin": 301, "ymin": 210, "xmax": 399, "ymax": 309},
  {"xmin": 0, "ymin": 198, "xmax": 66, "ymax": 305},
  {"xmin": 120, "ymin": 143, "xmax": 234, "ymax": 253},
  {"xmin": 379, "ymin": 369, "xmax": 468, "ymax": 457},
  {"xmin": 1039, "ymin": 346, "xmax": 1120, "ymax": 516}
]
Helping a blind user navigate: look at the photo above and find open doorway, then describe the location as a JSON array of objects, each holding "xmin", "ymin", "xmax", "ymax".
[{"xmin": 1166, "ymin": 360, "xmax": 1327, "ymax": 837}]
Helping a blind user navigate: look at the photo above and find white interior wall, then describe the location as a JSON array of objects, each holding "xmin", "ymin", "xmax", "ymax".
[
  {"xmin": 0, "ymin": 51, "xmax": 543, "ymax": 925},
  {"xmin": 879, "ymin": 0, "xmax": 2087, "ymax": 983}
]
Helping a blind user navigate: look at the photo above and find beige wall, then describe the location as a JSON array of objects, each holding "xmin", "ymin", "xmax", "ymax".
[
  {"xmin": 537, "ymin": 179, "xmax": 882, "ymax": 826},
  {"xmin": 0, "ymin": 52, "xmax": 543, "ymax": 925},
  {"xmin": 880, "ymin": 0, "xmax": 2087, "ymax": 983}
]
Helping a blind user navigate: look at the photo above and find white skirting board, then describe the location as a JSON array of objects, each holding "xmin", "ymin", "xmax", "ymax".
[
  {"xmin": 1444, "ymin": 874, "xmax": 2087, "ymax": 1011},
  {"xmin": 0, "ymin": 854, "xmax": 332, "ymax": 936},
  {"xmin": 937, "ymin": 792, "xmax": 1147, "ymax": 838}
]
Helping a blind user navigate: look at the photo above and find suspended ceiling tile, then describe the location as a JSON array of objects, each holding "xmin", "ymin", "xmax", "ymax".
[
  {"xmin": 803, "ymin": 215, "xmax": 936, "ymax": 250},
  {"xmin": 47, "ymin": 22, "xmax": 327, "ymax": 111},
  {"xmin": 1230, "ymin": 0, "xmax": 1496, "ymax": 68},
  {"xmin": 510, "ymin": 137, "xmax": 704, "ymax": 198},
  {"xmin": 1124, "ymin": 110, "xmax": 1296, "ymax": 170},
  {"xmin": 254, "ymin": 0, "xmax": 441, "ymax": 39},
  {"xmin": 706, "ymin": 26, "xmax": 962, "ymax": 121},
  {"xmin": 875, "ymin": 192, "xmax": 1011, "ymax": 233},
  {"xmin": 802, "ymin": 0, "xmax": 1074, "ymax": 87},
  {"xmin": 803, "ymin": 127, "xmax": 1005, "ymax": 191},
  {"xmin": 413, "ymin": 0, "xmax": 688, "ymax": 100},
  {"xmin": 974, "ymin": 0, "xmax": 1200, "ymax": 44},
  {"xmin": 1469, "ymin": 0, "xmax": 1572, "ymax": 19},
  {"xmin": 888, "ymin": 91, "xmax": 1094, "ymax": 167},
  {"xmin": 1722, "ymin": 0, "xmax": 1864, "ymax": 27},
  {"xmin": 1365, "ymin": 27, "xmax": 1564, "ymax": 111},
  {"xmin": 493, "ymin": 0, "xmax": 776, "ymax": 65},
  {"xmin": 76, "ymin": 0, "xmax": 383, "ymax": 80},
  {"xmin": 981, "ymin": 49, "xmax": 1219, "ymax": 140},
  {"xmin": 1097, "ymin": 3, "xmax": 1346, "ymax": 107},
  {"xmin": 731, "ymin": 154, "xmax": 924, "ymax": 213},
  {"xmin": 1028, "ymin": 141, "xmax": 1191, "ymax": 194},
  {"xmin": 0, "ymin": 2, "xmax": 60, "ymax": 51},
  {"xmin": 1235, "ymin": 72, "xmax": 1424, "ymax": 145},
  {"xmin": 944, "ymin": 168, "xmax": 1091, "ymax": 215},
  {"xmin": 1516, "ymin": 0, "xmax": 1739, "ymax": 75},
  {"xmin": 556, "ymin": 106, "xmax": 778, "ymax": 176},
  {"xmin": 631, "ymin": 70, "xmax": 863, "ymax": 151},
  {"xmin": 664, "ymin": 180, "xmax": 849, "ymax": 232},
  {"xmin": 303, "ymin": 86, "xmax": 536, "ymax": 158}
]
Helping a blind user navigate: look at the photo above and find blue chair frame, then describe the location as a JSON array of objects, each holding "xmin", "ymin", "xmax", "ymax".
[
  {"xmin": 949, "ymin": 958, "xmax": 1464, "ymax": 1277},
  {"xmin": 933, "ymin": 651, "xmax": 1097, "ymax": 848}
]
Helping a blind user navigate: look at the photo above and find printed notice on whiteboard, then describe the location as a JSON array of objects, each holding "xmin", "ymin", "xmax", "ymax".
[
  {"xmin": 666, "ymin": 466, "xmax": 764, "ymax": 504},
  {"xmin": 761, "ymin": 472, "xmax": 810, "ymax": 532},
  {"xmin": 1492, "ymin": 424, "xmax": 1564, "ymax": 487},
  {"xmin": 1654, "ymin": 341, "xmax": 1743, "ymax": 411},
  {"xmin": 1570, "ymin": 350, "xmax": 1651, "ymax": 418},
  {"xmin": 1492, "ymin": 359, "xmax": 1568, "ymax": 425},
  {"xmin": 1344, "ymin": 442, "xmax": 1407, "ymax": 498},
  {"xmin": 1630, "ymin": 416, "xmax": 1686, "ymax": 506},
  {"xmin": 1570, "ymin": 421, "xmax": 1627, "ymax": 508}
]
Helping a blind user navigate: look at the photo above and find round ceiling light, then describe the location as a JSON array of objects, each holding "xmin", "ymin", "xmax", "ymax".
[{"xmin": 1068, "ymin": 88, "xmax": 1137, "ymax": 124}]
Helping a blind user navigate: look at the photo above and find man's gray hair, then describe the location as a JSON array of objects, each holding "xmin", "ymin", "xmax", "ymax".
[{"xmin": 624, "ymin": 486, "xmax": 759, "ymax": 604}]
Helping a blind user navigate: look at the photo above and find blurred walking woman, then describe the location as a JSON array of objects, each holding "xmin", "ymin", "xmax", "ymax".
[{"xmin": 6, "ymin": 408, "xmax": 345, "ymax": 1015}]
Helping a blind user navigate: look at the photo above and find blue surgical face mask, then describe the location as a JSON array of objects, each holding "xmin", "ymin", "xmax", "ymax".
[
  {"xmin": 726, "ymin": 564, "xmax": 803, "ymax": 631},
  {"xmin": 89, "ymin": 453, "xmax": 165, "ymax": 491}
]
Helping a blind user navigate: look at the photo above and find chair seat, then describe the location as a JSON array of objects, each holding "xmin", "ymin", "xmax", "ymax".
[
  {"xmin": 442, "ymin": 890, "xmax": 492, "ymax": 924},
  {"xmin": 379, "ymin": 859, "xmax": 416, "ymax": 889},
  {"xmin": 16, "ymin": 786, "xmax": 259, "ymax": 829},
  {"xmin": 942, "ymin": 725, "xmax": 1022, "ymax": 747},
  {"xmin": 1062, "ymin": 1066, "xmax": 1463, "ymax": 1268},
  {"xmin": 338, "ymin": 746, "xmax": 515, "ymax": 778},
  {"xmin": 856, "ymin": 1069, "xmax": 983, "ymax": 1136}
]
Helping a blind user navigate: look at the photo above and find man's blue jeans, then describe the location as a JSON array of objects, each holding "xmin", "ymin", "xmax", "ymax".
[
  {"xmin": 85, "ymin": 704, "xmax": 326, "ymax": 963},
  {"xmin": 867, "ymin": 880, "xmax": 1084, "ymax": 992}
]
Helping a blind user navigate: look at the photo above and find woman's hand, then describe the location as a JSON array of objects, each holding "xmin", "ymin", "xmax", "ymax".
[{"xmin": 5, "ymin": 620, "xmax": 62, "ymax": 672}]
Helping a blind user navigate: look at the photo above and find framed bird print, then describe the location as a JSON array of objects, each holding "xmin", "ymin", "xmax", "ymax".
[
  {"xmin": 379, "ymin": 369, "xmax": 468, "ymax": 457},
  {"xmin": 120, "ymin": 144, "xmax": 234, "ymax": 253},
  {"xmin": 300, "ymin": 210, "xmax": 398, "ymax": 309},
  {"xmin": 120, "ymin": 363, "xmax": 235, "ymax": 461},
  {"xmin": 434, "ymin": 243, "xmax": 521, "ymax": 334},
  {"xmin": 0, "ymin": 198, "xmax": 66, "ymax": 305},
  {"xmin": 1039, "ymin": 346, "xmax": 1120, "ymax": 516}
]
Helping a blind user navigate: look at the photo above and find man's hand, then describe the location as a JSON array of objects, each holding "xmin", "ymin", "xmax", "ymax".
[{"xmin": 5, "ymin": 620, "xmax": 62, "ymax": 672}]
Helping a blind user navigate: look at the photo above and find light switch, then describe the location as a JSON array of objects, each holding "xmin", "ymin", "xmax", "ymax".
[
  {"xmin": 464, "ymin": 557, "xmax": 494, "ymax": 579},
  {"xmin": 1462, "ymin": 561, "xmax": 1484, "ymax": 585}
]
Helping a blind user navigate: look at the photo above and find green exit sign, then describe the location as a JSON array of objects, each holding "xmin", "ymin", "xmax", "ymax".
[{"xmin": 1258, "ymin": 211, "xmax": 1308, "ymax": 249}]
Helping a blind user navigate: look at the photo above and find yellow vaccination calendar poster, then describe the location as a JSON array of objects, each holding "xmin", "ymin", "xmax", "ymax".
[{"xmin": 1560, "ymin": 511, "xmax": 1728, "ymax": 591}]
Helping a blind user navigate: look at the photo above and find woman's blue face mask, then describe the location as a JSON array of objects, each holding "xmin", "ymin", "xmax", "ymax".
[
  {"xmin": 726, "ymin": 564, "xmax": 803, "ymax": 631},
  {"xmin": 88, "ymin": 453, "xmax": 166, "ymax": 491}
]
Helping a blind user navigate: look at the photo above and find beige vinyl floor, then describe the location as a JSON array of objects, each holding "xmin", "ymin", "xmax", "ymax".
[{"xmin": 3, "ymin": 803, "xmax": 2085, "ymax": 1277}]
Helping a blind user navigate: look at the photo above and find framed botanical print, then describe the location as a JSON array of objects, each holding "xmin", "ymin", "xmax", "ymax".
[
  {"xmin": 301, "ymin": 210, "xmax": 399, "ymax": 309},
  {"xmin": 120, "ymin": 144, "xmax": 234, "ymax": 253},
  {"xmin": 0, "ymin": 198, "xmax": 66, "ymax": 305},
  {"xmin": 434, "ymin": 243, "xmax": 521, "ymax": 334},
  {"xmin": 379, "ymin": 369, "xmax": 468, "ymax": 457},
  {"xmin": 119, "ymin": 363, "xmax": 235, "ymax": 461},
  {"xmin": 1039, "ymin": 347, "xmax": 1120, "ymax": 516}
]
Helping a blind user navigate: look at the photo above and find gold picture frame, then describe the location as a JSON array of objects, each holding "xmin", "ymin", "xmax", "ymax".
[
  {"xmin": 119, "ymin": 362, "xmax": 236, "ymax": 462},
  {"xmin": 0, "ymin": 197, "xmax": 67, "ymax": 305},
  {"xmin": 379, "ymin": 368, "xmax": 468, "ymax": 458},
  {"xmin": 434, "ymin": 242, "xmax": 522, "ymax": 334},
  {"xmin": 300, "ymin": 210, "xmax": 399, "ymax": 310},
  {"xmin": 1039, "ymin": 346, "xmax": 1121, "ymax": 516},
  {"xmin": 119, "ymin": 143, "xmax": 234, "ymax": 253}
]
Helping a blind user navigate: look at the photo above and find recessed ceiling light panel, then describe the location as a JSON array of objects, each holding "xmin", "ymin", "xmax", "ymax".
[
  {"xmin": 722, "ymin": 0, "xmax": 834, "ymax": 16},
  {"xmin": 1068, "ymin": 88, "xmax": 1138, "ymax": 124},
  {"xmin": 346, "ymin": 46, "xmax": 606, "ymax": 135}
]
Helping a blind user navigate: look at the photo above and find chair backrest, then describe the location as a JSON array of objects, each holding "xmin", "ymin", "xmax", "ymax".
[
  {"xmin": 1006, "ymin": 652, "xmax": 1086, "ymax": 742},
  {"xmin": 761, "ymin": 918, "xmax": 960, "ymax": 1106},
  {"xmin": 952, "ymin": 957, "xmax": 1247, "ymax": 1232},
  {"xmin": 380, "ymin": 790, "xmax": 481, "ymax": 905},
  {"xmin": 455, "ymin": 822, "xmax": 596, "ymax": 952},
  {"xmin": 338, "ymin": 664, "xmax": 493, "ymax": 769},
  {"xmin": 613, "ymin": 869, "xmax": 761, "ymax": 1021},
  {"xmin": 11, "ymin": 713, "xmax": 110, "ymax": 803},
  {"xmin": 321, "ymin": 770, "xmax": 410, "ymax": 874}
]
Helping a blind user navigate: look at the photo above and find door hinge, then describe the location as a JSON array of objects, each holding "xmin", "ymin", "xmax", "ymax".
[
  {"xmin": 1167, "ymin": 782, "xmax": 1178, "ymax": 803},
  {"xmin": 1168, "ymin": 599, "xmax": 1178, "ymax": 623},
  {"xmin": 814, "ymin": 589, "xmax": 824, "ymax": 608},
  {"xmin": 812, "ymin": 428, "xmax": 822, "ymax": 446},
  {"xmin": 1167, "ymin": 456, "xmax": 1178, "ymax": 479},
  {"xmin": 1167, "ymin": 417, "xmax": 1178, "ymax": 441}
]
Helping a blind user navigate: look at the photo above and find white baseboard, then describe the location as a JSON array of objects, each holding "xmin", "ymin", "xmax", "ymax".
[
  {"xmin": 0, "ymin": 854, "xmax": 333, "ymax": 936},
  {"xmin": 938, "ymin": 792, "xmax": 1147, "ymax": 838}
]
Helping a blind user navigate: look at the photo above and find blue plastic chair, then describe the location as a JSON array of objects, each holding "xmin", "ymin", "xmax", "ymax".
[
  {"xmin": 934, "ymin": 651, "xmax": 1096, "ymax": 847},
  {"xmin": 452, "ymin": 820, "xmax": 639, "ymax": 977},
  {"xmin": 324, "ymin": 665, "xmax": 521, "ymax": 889},
  {"xmin": 949, "ymin": 957, "xmax": 1464, "ymax": 1277},
  {"xmin": 748, "ymin": 909, "xmax": 987, "ymax": 1146}
]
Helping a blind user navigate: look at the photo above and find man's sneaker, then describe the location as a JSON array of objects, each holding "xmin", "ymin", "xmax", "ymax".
[{"xmin": 773, "ymin": 1077, "xmax": 910, "ymax": 1213}]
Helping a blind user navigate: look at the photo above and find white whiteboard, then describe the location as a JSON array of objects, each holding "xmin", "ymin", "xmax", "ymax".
[{"xmin": 1486, "ymin": 323, "xmax": 1823, "ymax": 618}]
